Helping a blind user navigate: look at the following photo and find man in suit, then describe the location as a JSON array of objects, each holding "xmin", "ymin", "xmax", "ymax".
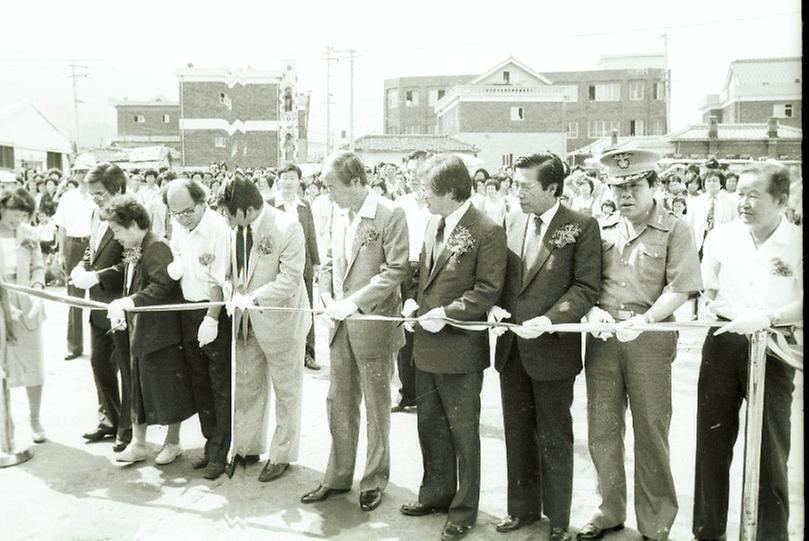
[
  {"xmin": 492, "ymin": 153, "xmax": 602, "ymax": 541},
  {"xmin": 221, "ymin": 175, "xmax": 310, "ymax": 483},
  {"xmin": 399, "ymin": 154, "xmax": 507, "ymax": 541},
  {"xmin": 69, "ymin": 163, "xmax": 131, "ymax": 453},
  {"xmin": 686, "ymin": 170, "xmax": 737, "ymax": 257},
  {"xmin": 300, "ymin": 151, "xmax": 410, "ymax": 511},
  {"xmin": 269, "ymin": 163, "xmax": 321, "ymax": 370}
]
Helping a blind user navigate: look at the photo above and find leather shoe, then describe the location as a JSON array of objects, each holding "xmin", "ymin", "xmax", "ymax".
[
  {"xmin": 112, "ymin": 440, "xmax": 128, "ymax": 453},
  {"xmin": 441, "ymin": 522, "xmax": 472, "ymax": 541},
  {"xmin": 243, "ymin": 454, "xmax": 260, "ymax": 465},
  {"xmin": 550, "ymin": 526, "xmax": 573, "ymax": 541},
  {"xmin": 300, "ymin": 485, "xmax": 350, "ymax": 504},
  {"xmin": 192, "ymin": 456, "xmax": 210, "ymax": 470},
  {"xmin": 693, "ymin": 535, "xmax": 727, "ymax": 541},
  {"xmin": 258, "ymin": 461, "xmax": 288, "ymax": 482},
  {"xmin": 304, "ymin": 353, "xmax": 321, "ymax": 370},
  {"xmin": 400, "ymin": 501, "xmax": 448, "ymax": 516},
  {"xmin": 64, "ymin": 352, "xmax": 81, "ymax": 361},
  {"xmin": 579, "ymin": 522, "xmax": 625, "ymax": 540},
  {"xmin": 83, "ymin": 426, "xmax": 116, "ymax": 443},
  {"xmin": 359, "ymin": 488, "xmax": 383, "ymax": 511},
  {"xmin": 495, "ymin": 514, "xmax": 540, "ymax": 533},
  {"xmin": 391, "ymin": 399, "xmax": 416, "ymax": 413},
  {"xmin": 203, "ymin": 461, "xmax": 226, "ymax": 480}
]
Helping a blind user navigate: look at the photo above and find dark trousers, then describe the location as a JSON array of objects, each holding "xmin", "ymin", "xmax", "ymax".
[
  {"xmin": 304, "ymin": 275, "xmax": 315, "ymax": 359},
  {"xmin": 693, "ymin": 329, "xmax": 795, "ymax": 541},
  {"xmin": 180, "ymin": 308, "xmax": 232, "ymax": 464},
  {"xmin": 396, "ymin": 276, "xmax": 416, "ymax": 403},
  {"xmin": 89, "ymin": 320, "xmax": 120, "ymax": 432},
  {"xmin": 65, "ymin": 236, "xmax": 88, "ymax": 355},
  {"xmin": 112, "ymin": 327, "xmax": 132, "ymax": 440},
  {"xmin": 415, "ymin": 368, "xmax": 482, "ymax": 527},
  {"xmin": 500, "ymin": 345, "xmax": 575, "ymax": 527}
]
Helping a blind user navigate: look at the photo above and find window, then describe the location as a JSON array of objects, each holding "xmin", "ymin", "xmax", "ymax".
[
  {"xmin": 0, "ymin": 145, "xmax": 14, "ymax": 169},
  {"xmin": 163, "ymin": 114, "xmax": 171, "ymax": 123},
  {"xmin": 214, "ymin": 136, "xmax": 226, "ymax": 148},
  {"xmin": 428, "ymin": 88, "xmax": 446, "ymax": 106},
  {"xmin": 46, "ymin": 151, "xmax": 62, "ymax": 170},
  {"xmin": 588, "ymin": 120, "xmax": 621, "ymax": 138},
  {"xmin": 503, "ymin": 71, "xmax": 511, "ymax": 84},
  {"xmin": 629, "ymin": 81, "xmax": 645, "ymax": 100},
  {"xmin": 134, "ymin": 115, "xmax": 145, "ymax": 123},
  {"xmin": 502, "ymin": 153, "xmax": 514, "ymax": 167},
  {"xmin": 629, "ymin": 120, "xmax": 645, "ymax": 136},
  {"xmin": 386, "ymin": 89, "xmax": 398, "ymax": 109},
  {"xmin": 510, "ymin": 107, "xmax": 525, "ymax": 121},
  {"xmin": 652, "ymin": 119, "xmax": 666, "ymax": 135},
  {"xmin": 566, "ymin": 122, "xmax": 578, "ymax": 139},
  {"xmin": 588, "ymin": 83, "xmax": 620, "ymax": 101},
  {"xmin": 405, "ymin": 89, "xmax": 419, "ymax": 107},
  {"xmin": 773, "ymin": 104, "xmax": 793, "ymax": 118},
  {"xmin": 653, "ymin": 82, "xmax": 665, "ymax": 100},
  {"xmin": 219, "ymin": 92, "xmax": 232, "ymax": 110}
]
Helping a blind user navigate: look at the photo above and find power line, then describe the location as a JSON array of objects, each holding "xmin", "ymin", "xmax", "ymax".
[{"xmin": 0, "ymin": 10, "xmax": 798, "ymax": 64}]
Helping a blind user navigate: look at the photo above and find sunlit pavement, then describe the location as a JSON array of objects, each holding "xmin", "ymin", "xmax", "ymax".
[{"xmin": 0, "ymin": 293, "xmax": 803, "ymax": 540}]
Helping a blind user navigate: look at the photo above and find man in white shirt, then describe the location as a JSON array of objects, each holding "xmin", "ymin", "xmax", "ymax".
[
  {"xmin": 54, "ymin": 176, "xmax": 95, "ymax": 360},
  {"xmin": 687, "ymin": 170, "xmax": 738, "ymax": 256},
  {"xmin": 137, "ymin": 169, "xmax": 160, "ymax": 206},
  {"xmin": 693, "ymin": 163, "xmax": 802, "ymax": 541},
  {"xmin": 165, "ymin": 179, "xmax": 232, "ymax": 479}
]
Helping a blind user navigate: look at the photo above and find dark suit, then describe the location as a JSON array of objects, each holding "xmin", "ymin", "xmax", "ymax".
[
  {"xmin": 494, "ymin": 204, "xmax": 601, "ymax": 528},
  {"xmin": 413, "ymin": 203, "xmax": 506, "ymax": 527},
  {"xmin": 270, "ymin": 196, "xmax": 320, "ymax": 360},
  {"xmin": 80, "ymin": 215, "xmax": 131, "ymax": 441}
]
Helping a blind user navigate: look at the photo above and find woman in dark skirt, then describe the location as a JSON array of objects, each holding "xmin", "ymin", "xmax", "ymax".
[{"xmin": 101, "ymin": 195, "xmax": 196, "ymax": 465}]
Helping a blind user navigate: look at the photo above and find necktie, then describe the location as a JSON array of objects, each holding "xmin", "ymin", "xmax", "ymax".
[
  {"xmin": 431, "ymin": 217, "xmax": 446, "ymax": 269},
  {"xmin": 235, "ymin": 225, "xmax": 253, "ymax": 279},
  {"xmin": 522, "ymin": 216, "xmax": 543, "ymax": 276},
  {"xmin": 706, "ymin": 196, "xmax": 716, "ymax": 231}
]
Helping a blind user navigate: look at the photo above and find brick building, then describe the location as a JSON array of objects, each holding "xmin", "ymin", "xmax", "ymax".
[
  {"xmin": 110, "ymin": 97, "xmax": 181, "ymax": 152},
  {"xmin": 669, "ymin": 117, "xmax": 802, "ymax": 160},
  {"xmin": 175, "ymin": 63, "xmax": 303, "ymax": 169},
  {"xmin": 383, "ymin": 74, "xmax": 475, "ymax": 135},
  {"xmin": 699, "ymin": 57, "xmax": 802, "ymax": 129}
]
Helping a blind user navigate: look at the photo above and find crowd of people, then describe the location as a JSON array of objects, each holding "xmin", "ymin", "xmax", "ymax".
[{"xmin": 0, "ymin": 149, "xmax": 802, "ymax": 541}]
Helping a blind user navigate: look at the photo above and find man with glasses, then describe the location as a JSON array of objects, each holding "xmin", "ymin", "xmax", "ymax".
[
  {"xmin": 164, "ymin": 178, "xmax": 232, "ymax": 478},
  {"xmin": 579, "ymin": 150, "xmax": 701, "ymax": 541}
]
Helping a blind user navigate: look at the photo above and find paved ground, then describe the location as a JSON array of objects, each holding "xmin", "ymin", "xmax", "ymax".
[{"xmin": 0, "ymin": 294, "xmax": 803, "ymax": 541}]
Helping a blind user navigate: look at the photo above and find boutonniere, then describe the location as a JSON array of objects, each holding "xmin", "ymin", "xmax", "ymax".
[
  {"xmin": 446, "ymin": 226, "xmax": 475, "ymax": 259},
  {"xmin": 257, "ymin": 235, "xmax": 273, "ymax": 256},
  {"xmin": 198, "ymin": 253, "xmax": 215, "ymax": 266},
  {"xmin": 357, "ymin": 223, "xmax": 380, "ymax": 248},
  {"xmin": 550, "ymin": 224, "xmax": 581, "ymax": 249},
  {"xmin": 122, "ymin": 247, "xmax": 142, "ymax": 265},
  {"xmin": 771, "ymin": 258, "xmax": 793, "ymax": 277},
  {"xmin": 20, "ymin": 237, "xmax": 39, "ymax": 250}
]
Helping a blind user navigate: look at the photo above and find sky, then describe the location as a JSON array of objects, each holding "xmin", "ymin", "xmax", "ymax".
[{"xmin": 0, "ymin": 0, "xmax": 802, "ymax": 151}]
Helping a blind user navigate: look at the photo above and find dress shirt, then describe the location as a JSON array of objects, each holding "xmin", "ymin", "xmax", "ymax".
[
  {"xmin": 395, "ymin": 192, "xmax": 431, "ymax": 261},
  {"xmin": 90, "ymin": 208, "xmax": 108, "ymax": 256},
  {"xmin": 702, "ymin": 218, "xmax": 802, "ymax": 316},
  {"xmin": 442, "ymin": 199, "xmax": 472, "ymax": 243},
  {"xmin": 523, "ymin": 200, "xmax": 560, "ymax": 257},
  {"xmin": 170, "ymin": 207, "xmax": 231, "ymax": 301},
  {"xmin": 342, "ymin": 190, "xmax": 380, "ymax": 263},
  {"xmin": 53, "ymin": 189, "xmax": 94, "ymax": 237},
  {"xmin": 278, "ymin": 195, "xmax": 305, "ymax": 218},
  {"xmin": 137, "ymin": 184, "xmax": 160, "ymax": 206}
]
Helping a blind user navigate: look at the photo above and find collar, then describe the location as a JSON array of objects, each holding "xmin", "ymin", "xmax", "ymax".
[
  {"xmin": 535, "ymin": 200, "xmax": 560, "ymax": 226},
  {"xmin": 189, "ymin": 206, "xmax": 216, "ymax": 236},
  {"xmin": 757, "ymin": 215, "xmax": 792, "ymax": 247},
  {"xmin": 356, "ymin": 189, "xmax": 379, "ymax": 220},
  {"xmin": 445, "ymin": 199, "xmax": 472, "ymax": 232},
  {"xmin": 247, "ymin": 204, "xmax": 266, "ymax": 230},
  {"xmin": 644, "ymin": 200, "xmax": 674, "ymax": 231},
  {"xmin": 273, "ymin": 193, "xmax": 305, "ymax": 209}
]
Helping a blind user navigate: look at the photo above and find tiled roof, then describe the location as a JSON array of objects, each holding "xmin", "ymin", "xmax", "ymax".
[
  {"xmin": 351, "ymin": 135, "xmax": 479, "ymax": 153},
  {"xmin": 669, "ymin": 123, "xmax": 803, "ymax": 141},
  {"xmin": 728, "ymin": 57, "xmax": 802, "ymax": 87},
  {"xmin": 568, "ymin": 136, "xmax": 673, "ymax": 156}
]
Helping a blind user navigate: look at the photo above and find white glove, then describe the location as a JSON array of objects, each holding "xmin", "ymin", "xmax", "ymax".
[
  {"xmin": 72, "ymin": 270, "xmax": 99, "ymax": 290},
  {"xmin": 70, "ymin": 265, "xmax": 86, "ymax": 282},
  {"xmin": 324, "ymin": 299, "xmax": 358, "ymax": 321},
  {"xmin": 614, "ymin": 314, "xmax": 647, "ymax": 343},
  {"xmin": 401, "ymin": 298, "xmax": 419, "ymax": 333},
  {"xmin": 167, "ymin": 259, "xmax": 184, "ymax": 280},
  {"xmin": 418, "ymin": 306, "xmax": 447, "ymax": 333},
  {"xmin": 487, "ymin": 306, "xmax": 511, "ymax": 338},
  {"xmin": 222, "ymin": 281, "xmax": 233, "ymax": 302},
  {"xmin": 715, "ymin": 309, "xmax": 770, "ymax": 336},
  {"xmin": 512, "ymin": 315, "xmax": 552, "ymax": 340},
  {"xmin": 197, "ymin": 315, "xmax": 219, "ymax": 347},
  {"xmin": 704, "ymin": 299, "xmax": 740, "ymax": 321},
  {"xmin": 27, "ymin": 298, "xmax": 44, "ymax": 320},
  {"xmin": 230, "ymin": 292, "xmax": 255, "ymax": 312},
  {"xmin": 107, "ymin": 297, "xmax": 135, "ymax": 324},
  {"xmin": 585, "ymin": 306, "xmax": 615, "ymax": 340},
  {"xmin": 9, "ymin": 304, "xmax": 23, "ymax": 322}
]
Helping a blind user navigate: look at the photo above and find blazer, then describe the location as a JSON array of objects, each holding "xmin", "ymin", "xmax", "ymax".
[
  {"xmin": 494, "ymin": 204, "xmax": 602, "ymax": 381},
  {"xmin": 687, "ymin": 191, "xmax": 738, "ymax": 249},
  {"xmin": 413, "ymin": 204, "xmax": 507, "ymax": 374},
  {"xmin": 269, "ymin": 195, "xmax": 320, "ymax": 280},
  {"xmin": 81, "ymin": 210, "xmax": 125, "ymax": 330},
  {"xmin": 231, "ymin": 204, "xmax": 311, "ymax": 354},
  {"xmin": 320, "ymin": 191, "xmax": 410, "ymax": 359}
]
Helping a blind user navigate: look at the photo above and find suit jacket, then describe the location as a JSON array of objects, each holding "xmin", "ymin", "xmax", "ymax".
[
  {"xmin": 231, "ymin": 204, "xmax": 311, "ymax": 354},
  {"xmin": 81, "ymin": 209, "xmax": 125, "ymax": 330},
  {"xmin": 413, "ymin": 204, "xmax": 507, "ymax": 374},
  {"xmin": 494, "ymin": 204, "xmax": 602, "ymax": 381},
  {"xmin": 2, "ymin": 224, "xmax": 47, "ymax": 331},
  {"xmin": 687, "ymin": 191, "xmax": 737, "ymax": 249},
  {"xmin": 320, "ymin": 190, "xmax": 410, "ymax": 358},
  {"xmin": 112, "ymin": 232, "xmax": 184, "ymax": 358},
  {"xmin": 269, "ymin": 194, "xmax": 320, "ymax": 280}
]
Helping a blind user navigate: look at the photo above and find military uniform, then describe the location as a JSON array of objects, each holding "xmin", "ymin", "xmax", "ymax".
[{"xmin": 584, "ymin": 150, "xmax": 702, "ymax": 541}]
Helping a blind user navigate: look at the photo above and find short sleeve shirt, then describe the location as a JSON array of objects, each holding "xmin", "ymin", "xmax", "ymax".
[{"xmin": 598, "ymin": 201, "xmax": 702, "ymax": 313}]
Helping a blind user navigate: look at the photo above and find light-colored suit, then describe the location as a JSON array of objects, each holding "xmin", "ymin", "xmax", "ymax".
[
  {"xmin": 319, "ymin": 190, "xmax": 410, "ymax": 491},
  {"xmin": 231, "ymin": 205, "xmax": 311, "ymax": 462},
  {"xmin": 687, "ymin": 191, "xmax": 737, "ymax": 250}
]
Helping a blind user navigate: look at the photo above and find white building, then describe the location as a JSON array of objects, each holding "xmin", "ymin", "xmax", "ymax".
[{"xmin": 0, "ymin": 101, "xmax": 73, "ymax": 174}]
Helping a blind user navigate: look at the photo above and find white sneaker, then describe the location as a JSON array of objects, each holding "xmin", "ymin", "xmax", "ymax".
[
  {"xmin": 115, "ymin": 444, "xmax": 148, "ymax": 463},
  {"xmin": 154, "ymin": 443, "xmax": 183, "ymax": 465}
]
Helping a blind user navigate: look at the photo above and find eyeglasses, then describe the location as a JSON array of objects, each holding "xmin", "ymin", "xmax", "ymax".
[{"xmin": 169, "ymin": 205, "xmax": 198, "ymax": 219}]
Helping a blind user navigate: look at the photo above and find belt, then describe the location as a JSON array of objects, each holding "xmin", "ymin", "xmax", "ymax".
[
  {"xmin": 599, "ymin": 303, "xmax": 650, "ymax": 321},
  {"xmin": 67, "ymin": 236, "xmax": 90, "ymax": 242}
]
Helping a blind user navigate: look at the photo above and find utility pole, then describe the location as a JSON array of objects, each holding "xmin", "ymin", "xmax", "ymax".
[
  {"xmin": 68, "ymin": 64, "xmax": 89, "ymax": 153},
  {"xmin": 348, "ymin": 48, "xmax": 355, "ymax": 150},
  {"xmin": 660, "ymin": 33, "xmax": 671, "ymax": 135},
  {"xmin": 324, "ymin": 46, "xmax": 335, "ymax": 157}
]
